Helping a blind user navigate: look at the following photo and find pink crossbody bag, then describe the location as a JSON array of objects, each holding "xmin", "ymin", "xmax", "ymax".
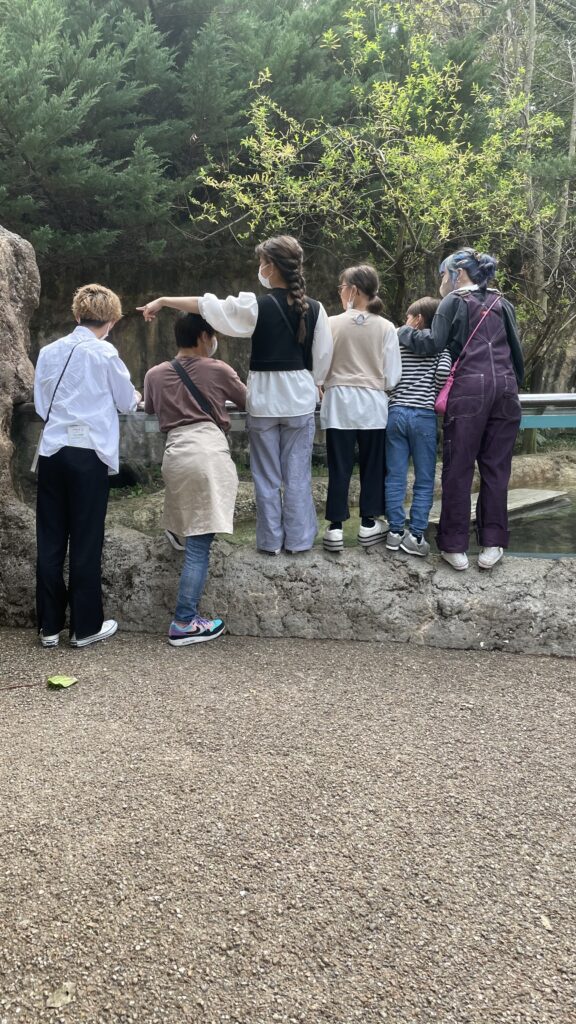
[{"xmin": 434, "ymin": 295, "xmax": 500, "ymax": 415}]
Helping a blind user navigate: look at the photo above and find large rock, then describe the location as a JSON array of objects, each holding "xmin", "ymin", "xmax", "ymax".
[
  {"xmin": 0, "ymin": 227, "xmax": 41, "ymax": 622},
  {"xmin": 0, "ymin": 227, "xmax": 40, "ymax": 497}
]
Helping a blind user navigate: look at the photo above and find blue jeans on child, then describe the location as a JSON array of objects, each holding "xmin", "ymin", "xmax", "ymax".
[
  {"xmin": 175, "ymin": 533, "xmax": 215, "ymax": 622},
  {"xmin": 385, "ymin": 406, "xmax": 437, "ymax": 535}
]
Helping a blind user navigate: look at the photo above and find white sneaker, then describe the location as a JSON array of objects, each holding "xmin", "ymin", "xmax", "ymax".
[
  {"xmin": 357, "ymin": 519, "xmax": 388, "ymax": 547},
  {"xmin": 39, "ymin": 629, "xmax": 61, "ymax": 648},
  {"xmin": 478, "ymin": 546, "xmax": 503, "ymax": 569},
  {"xmin": 323, "ymin": 526, "xmax": 344, "ymax": 552},
  {"xmin": 70, "ymin": 619, "xmax": 118, "ymax": 648},
  {"xmin": 440, "ymin": 551, "xmax": 469, "ymax": 571}
]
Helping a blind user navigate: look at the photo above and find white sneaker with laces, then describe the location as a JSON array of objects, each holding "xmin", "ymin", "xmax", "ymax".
[
  {"xmin": 70, "ymin": 619, "xmax": 118, "ymax": 648},
  {"xmin": 39, "ymin": 630, "xmax": 61, "ymax": 648},
  {"xmin": 357, "ymin": 519, "xmax": 388, "ymax": 547},
  {"xmin": 478, "ymin": 546, "xmax": 503, "ymax": 569},
  {"xmin": 323, "ymin": 526, "xmax": 344, "ymax": 552},
  {"xmin": 440, "ymin": 551, "xmax": 469, "ymax": 571}
]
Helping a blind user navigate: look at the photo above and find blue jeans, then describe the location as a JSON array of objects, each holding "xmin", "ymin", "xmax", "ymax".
[
  {"xmin": 174, "ymin": 533, "xmax": 215, "ymax": 622},
  {"xmin": 385, "ymin": 406, "xmax": 438, "ymax": 535}
]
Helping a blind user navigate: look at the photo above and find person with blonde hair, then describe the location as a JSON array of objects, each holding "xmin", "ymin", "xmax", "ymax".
[{"xmin": 34, "ymin": 284, "xmax": 140, "ymax": 647}]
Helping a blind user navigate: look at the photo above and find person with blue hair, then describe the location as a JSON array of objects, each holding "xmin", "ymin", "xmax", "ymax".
[{"xmin": 400, "ymin": 247, "xmax": 524, "ymax": 571}]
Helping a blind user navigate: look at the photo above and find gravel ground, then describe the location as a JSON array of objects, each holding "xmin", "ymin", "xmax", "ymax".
[{"xmin": 0, "ymin": 629, "xmax": 575, "ymax": 1024}]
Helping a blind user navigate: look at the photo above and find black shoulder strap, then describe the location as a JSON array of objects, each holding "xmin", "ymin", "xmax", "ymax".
[
  {"xmin": 44, "ymin": 343, "xmax": 81, "ymax": 425},
  {"xmin": 171, "ymin": 359, "xmax": 224, "ymax": 432},
  {"xmin": 268, "ymin": 293, "xmax": 298, "ymax": 337}
]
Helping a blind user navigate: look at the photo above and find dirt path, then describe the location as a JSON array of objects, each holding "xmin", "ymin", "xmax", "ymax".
[{"xmin": 1, "ymin": 630, "xmax": 575, "ymax": 1023}]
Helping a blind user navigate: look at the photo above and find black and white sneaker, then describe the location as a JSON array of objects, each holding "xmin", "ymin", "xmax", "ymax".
[
  {"xmin": 323, "ymin": 526, "xmax": 344, "ymax": 552},
  {"xmin": 357, "ymin": 519, "xmax": 388, "ymax": 547}
]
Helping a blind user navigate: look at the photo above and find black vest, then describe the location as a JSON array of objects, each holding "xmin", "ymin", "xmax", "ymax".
[{"xmin": 250, "ymin": 290, "xmax": 320, "ymax": 372}]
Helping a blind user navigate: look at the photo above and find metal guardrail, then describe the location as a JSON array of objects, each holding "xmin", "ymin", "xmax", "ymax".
[
  {"xmin": 518, "ymin": 393, "xmax": 576, "ymax": 429},
  {"xmin": 13, "ymin": 394, "xmax": 576, "ymax": 433}
]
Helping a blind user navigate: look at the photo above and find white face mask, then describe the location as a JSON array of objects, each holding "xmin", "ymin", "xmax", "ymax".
[
  {"xmin": 101, "ymin": 321, "xmax": 112, "ymax": 340},
  {"xmin": 258, "ymin": 265, "xmax": 273, "ymax": 289},
  {"xmin": 209, "ymin": 337, "xmax": 218, "ymax": 357}
]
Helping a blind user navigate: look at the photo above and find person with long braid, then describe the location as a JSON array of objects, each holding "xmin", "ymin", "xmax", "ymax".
[{"xmin": 138, "ymin": 235, "xmax": 333, "ymax": 554}]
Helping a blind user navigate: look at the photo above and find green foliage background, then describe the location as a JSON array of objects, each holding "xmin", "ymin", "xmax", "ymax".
[{"xmin": 1, "ymin": 0, "xmax": 575, "ymax": 386}]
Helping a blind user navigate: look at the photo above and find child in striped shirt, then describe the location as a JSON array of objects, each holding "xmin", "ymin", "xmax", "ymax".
[{"xmin": 385, "ymin": 297, "xmax": 452, "ymax": 556}]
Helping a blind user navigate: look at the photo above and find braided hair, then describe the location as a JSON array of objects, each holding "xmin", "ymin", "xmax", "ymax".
[{"xmin": 255, "ymin": 235, "xmax": 310, "ymax": 344}]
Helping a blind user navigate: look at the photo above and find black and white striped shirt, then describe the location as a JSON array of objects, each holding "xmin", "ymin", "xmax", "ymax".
[{"xmin": 389, "ymin": 328, "xmax": 452, "ymax": 410}]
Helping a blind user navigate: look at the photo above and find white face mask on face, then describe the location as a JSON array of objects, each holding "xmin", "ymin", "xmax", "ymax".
[
  {"xmin": 101, "ymin": 321, "xmax": 112, "ymax": 340},
  {"xmin": 209, "ymin": 337, "xmax": 218, "ymax": 357},
  {"xmin": 258, "ymin": 264, "xmax": 273, "ymax": 289}
]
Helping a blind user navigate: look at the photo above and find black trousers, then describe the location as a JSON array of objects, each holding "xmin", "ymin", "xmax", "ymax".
[
  {"xmin": 325, "ymin": 428, "xmax": 386, "ymax": 522},
  {"xmin": 36, "ymin": 447, "xmax": 110, "ymax": 640}
]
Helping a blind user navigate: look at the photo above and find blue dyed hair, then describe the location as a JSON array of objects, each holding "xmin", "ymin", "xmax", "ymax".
[{"xmin": 440, "ymin": 248, "xmax": 497, "ymax": 287}]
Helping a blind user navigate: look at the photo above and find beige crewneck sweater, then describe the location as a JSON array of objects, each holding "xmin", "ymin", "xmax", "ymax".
[{"xmin": 324, "ymin": 311, "xmax": 399, "ymax": 390}]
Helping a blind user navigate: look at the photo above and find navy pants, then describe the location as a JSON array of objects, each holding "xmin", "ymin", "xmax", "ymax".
[
  {"xmin": 36, "ymin": 447, "xmax": 109, "ymax": 639},
  {"xmin": 437, "ymin": 377, "xmax": 521, "ymax": 552},
  {"xmin": 325, "ymin": 428, "xmax": 386, "ymax": 522}
]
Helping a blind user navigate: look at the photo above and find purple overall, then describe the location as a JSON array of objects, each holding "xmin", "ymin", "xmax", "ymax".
[{"xmin": 437, "ymin": 293, "xmax": 522, "ymax": 553}]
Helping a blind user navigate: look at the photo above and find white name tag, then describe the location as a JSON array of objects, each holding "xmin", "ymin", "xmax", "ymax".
[{"xmin": 67, "ymin": 423, "xmax": 91, "ymax": 447}]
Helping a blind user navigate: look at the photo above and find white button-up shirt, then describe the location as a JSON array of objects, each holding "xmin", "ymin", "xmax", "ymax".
[{"xmin": 34, "ymin": 326, "xmax": 138, "ymax": 474}]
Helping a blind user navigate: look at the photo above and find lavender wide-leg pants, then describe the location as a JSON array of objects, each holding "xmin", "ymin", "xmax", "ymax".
[
  {"xmin": 437, "ymin": 377, "xmax": 521, "ymax": 553},
  {"xmin": 247, "ymin": 413, "xmax": 318, "ymax": 552}
]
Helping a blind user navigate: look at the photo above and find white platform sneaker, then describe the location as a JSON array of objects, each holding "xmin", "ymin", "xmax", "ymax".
[
  {"xmin": 323, "ymin": 526, "xmax": 344, "ymax": 552},
  {"xmin": 357, "ymin": 519, "xmax": 388, "ymax": 547}
]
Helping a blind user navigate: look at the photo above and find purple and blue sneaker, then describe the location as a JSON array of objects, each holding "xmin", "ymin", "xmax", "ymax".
[{"xmin": 168, "ymin": 615, "xmax": 225, "ymax": 647}]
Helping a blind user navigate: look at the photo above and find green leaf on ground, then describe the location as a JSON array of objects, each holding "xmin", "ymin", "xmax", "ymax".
[{"xmin": 47, "ymin": 675, "xmax": 78, "ymax": 689}]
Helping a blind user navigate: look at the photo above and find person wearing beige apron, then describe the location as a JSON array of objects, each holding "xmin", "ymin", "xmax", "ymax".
[{"xmin": 144, "ymin": 313, "xmax": 247, "ymax": 645}]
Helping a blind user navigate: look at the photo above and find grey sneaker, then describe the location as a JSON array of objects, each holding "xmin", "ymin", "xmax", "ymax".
[
  {"xmin": 386, "ymin": 530, "xmax": 405, "ymax": 551},
  {"xmin": 400, "ymin": 532, "xmax": 430, "ymax": 557}
]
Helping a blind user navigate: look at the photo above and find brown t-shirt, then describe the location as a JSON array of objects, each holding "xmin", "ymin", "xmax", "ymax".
[{"xmin": 144, "ymin": 356, "xmax": 247, "ymax": 433}]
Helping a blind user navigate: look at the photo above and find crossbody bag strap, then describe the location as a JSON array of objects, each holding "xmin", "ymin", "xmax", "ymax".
[
  {"xmin": 43, "ymin": 343, "xmax": 82, "ymax": 425},
  {"xmin": 268, "ymin": 293, "xmax": 299, "ymax": 338},
  {"xmin": 171, "ymin": 359, "xmax": 224, "ymax": 433},
  {"xmin": 451, "ymin": 295, "xmax": 501, "ymax": 377},
  {"xmin": 460, "ymin": 295, "xmax": 500, "ymax": 359}
]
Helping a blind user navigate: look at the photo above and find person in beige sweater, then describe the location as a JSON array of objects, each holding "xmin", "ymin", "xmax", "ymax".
[{"xmin": 320, "ymin": 265, "xmax": 401, "ymax": 552}]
